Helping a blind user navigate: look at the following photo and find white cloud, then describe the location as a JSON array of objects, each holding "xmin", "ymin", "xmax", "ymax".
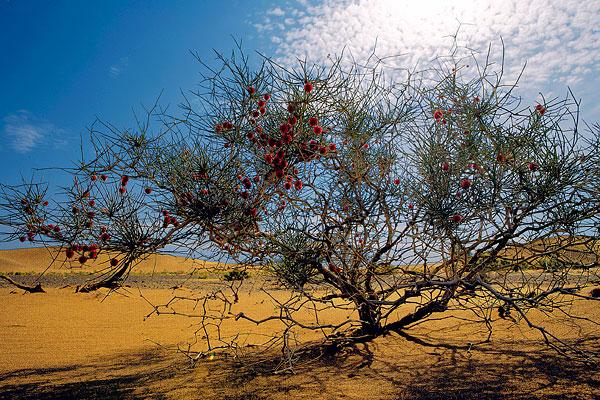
[
  {"xmin": 109, "ymin": 56, "xmax": 129, "ymax": 78},
  {"xmin": 255, "ymin": 0, "xmax": 600, "ymax": 123},
  {"xmin": 2, "ymin": 111, "xmax": 67, "ymax": 154},
  {"xmin": 268, "ymin": 7, "xmax": 285, "ymax": 17}
]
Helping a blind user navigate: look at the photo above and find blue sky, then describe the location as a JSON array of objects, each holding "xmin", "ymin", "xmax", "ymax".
[
  {"xmin": 1, "ymin": 0, "xmax": 598, "ymax": 249},
  {"xmin": 0, "ymin": 0, "xmax": 274, "ymax": 186}
]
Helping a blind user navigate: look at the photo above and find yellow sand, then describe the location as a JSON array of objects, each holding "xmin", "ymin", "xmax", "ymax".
[{"xmin": 0, "ymin": 248, "xmax": 598, "ymax": 399}]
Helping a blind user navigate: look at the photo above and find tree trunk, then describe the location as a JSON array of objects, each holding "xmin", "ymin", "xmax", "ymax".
[{"xmin": 358, "ymin": 301, "xmax": 382, "ymax": 335}]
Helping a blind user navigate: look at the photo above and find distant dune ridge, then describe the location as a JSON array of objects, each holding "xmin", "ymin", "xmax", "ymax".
[
  {"xmin": 0, "ymin": 247, "xmax": 228, "ymax": 275},
  {"xmin": 1, "ymin": 236, "xmax": 597, "ymax": 275}
]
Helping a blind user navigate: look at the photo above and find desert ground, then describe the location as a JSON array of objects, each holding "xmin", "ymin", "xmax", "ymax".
[{"xmin": 0, "ymin": 247, "xmax": 598, "ymax": 399}]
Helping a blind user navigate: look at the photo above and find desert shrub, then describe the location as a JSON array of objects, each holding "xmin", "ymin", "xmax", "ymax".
[
  {"xmin": 223, "ymin": 269, "xmax": 250, "ymax": 282},
  {"xmin": 0, "ymin": 43, "xmax": 598, "ymax": 362}
]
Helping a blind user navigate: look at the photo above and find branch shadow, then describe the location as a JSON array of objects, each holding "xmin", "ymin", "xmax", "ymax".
[
  {"xmin": 0, "ymin": 348, "xmax": 181, "ymax": 400},
  {"xmin": 0, "ymin": 334, "xmax": 598, "ymax": 400}
]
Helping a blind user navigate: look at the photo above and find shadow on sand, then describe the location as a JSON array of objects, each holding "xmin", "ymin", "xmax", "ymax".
[{"xmin": 1, "ymin": 335, "xmax": 598, "ymax": 400}]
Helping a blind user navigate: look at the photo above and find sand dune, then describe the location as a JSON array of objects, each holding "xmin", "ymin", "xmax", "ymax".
[{"xmin": 0, "ymin": 247, "xmax": 231, "ymax": 274}]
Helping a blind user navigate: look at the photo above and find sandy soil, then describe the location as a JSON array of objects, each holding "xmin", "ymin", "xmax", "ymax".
[{"xmin": 0, "ymin": 248, "xmax": 599, "ymax": 399}]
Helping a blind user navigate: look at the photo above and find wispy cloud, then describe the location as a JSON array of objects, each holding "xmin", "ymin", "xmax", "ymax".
[
  {"xmin": 109, "ymin": 56, "xmax": 129, "ymax": 78},
  {"xmin": 2, "ymin": 110, "xmax": 67, "ymax": 154},
  {"xmin": 256, "ymin": 0, "xmax": 600, "ymax": 120}
]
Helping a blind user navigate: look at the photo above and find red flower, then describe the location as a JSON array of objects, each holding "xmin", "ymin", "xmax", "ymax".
[
  {"xmin": 257, "ymin": 100, "xmax": 266, "ymax": 108},
  {"xmin": 528, "ymin": 162, "xmax": 539, "ymax": 171},
  {"xmin": 89, "ymin": 200, "xmax": 95, "ymax": 207},
  {"xmin": 65, "ymin": 248, "xmax": 74, "ymax": 258},
  {"xmin": 263, "ymin": 93, "xmax": 271, "ymax": 101},
  {"xmin": 284, "ymin": 181, "xmax": 292, "ymax": 190},
  {"xmin": 393, "ymin": 178, "xmax": 400, "ymax": 185},
  {"xmin": 304, "ymin": 82, "xmax": 313, "ymax": 93},
  {"xmin": 441, "ymin": 162, "xmax": 450, "ymax": 171},
  {"xmin": 78, "ymin": 255, "xmax": 88, "ymax": 264},
  {"xmin": 287, "ymin": 104, "xmax": 296, "ymax": 113},
  {"xmin": 460, "ymin": 178, "xmax": 471, "ymax": 189},
  {"xmin": 433, "ymin": 109, "xmax": 444, "ymax": 120},
  {"xmin": 308, "ymin": 117, "xmax": 318, "ymax": 127},
  {"xmin": 100, "ymin": 174, "xmax": 108, "ymax": 182},
  {"xmin": 280, "ymin": 123, "xmax": 291, "ymax": 134},
  {"xmin": 264, "ymin": 153, "xmax": 274, "ymax": 164},
  {"xmin": 119, "ymin": 186, "xmax": 126, "ymax": 194},
  {"xmin": 329, "ymin": 143, "xmax": 337, "ymax": 151},
  {"xmin": 91, "ymin": 175, "xmax": 97, "ymax": 182},
  {"xmin": 535, "ymin": 104, "xmax": 546, "ymax": 116},
  {"xmin": 223, "ymin": 121, "xmax": 233, "ymax": 130},
  {"xmin": 496, "ymin": 153, "xmax": 507, "ymax": 163},
  {"xmin": 313, "ymin": 126, "xmax": 323, "ymax": 135},
  {"xmin": 121, "ymin": 175, "xmax": 129, "ymax": 186},
  {"xmin": 247, "ymin": 86, "xmax": 255, "ymax": 95},
  {"xmin": 294, "ymin": 180, "xmax": 303, "ymax": 190},
  {"xmin": 215, "ymin": 124, "xmax": 223, "ymax": 133},
  {"xmin": 451, "ymin": 214, "xmax": 463, "ymax": 223},
  {"xmin": 408, "ymin": 203, "xmax": 414, "ymax": 210},
  {"xmin": 145, "ymin": 187, "xmax": 152, "ymax": 194}
]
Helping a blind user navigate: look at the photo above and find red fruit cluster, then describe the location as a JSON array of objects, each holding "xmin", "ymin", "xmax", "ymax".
[
  {"xmin": 66, "ymin": 243, "xmax": 99, "ymax": 264},
  {"xmin": 215, "ymin": 121, "xmax": 234, "ymax": 133},
  {"xmin": 99, "ymin": 226, "xmax": 111, "ymax": 242},
  {"xmin": 162, "ymin": 210, "xmax": 179, "ymax": 228}
]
